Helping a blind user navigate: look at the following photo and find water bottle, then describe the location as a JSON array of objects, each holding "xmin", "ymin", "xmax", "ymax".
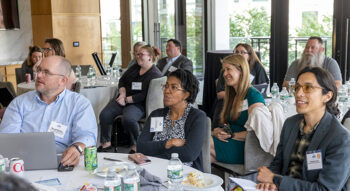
[
  {"xmin": 289, "ymin": 78, "xmax": 295, "ymax": 97},
  {"xmin": 338, "ymin": 85, "xmax": 348, "ymax": 115},
  {"xmin": 123, "ymin": 164, "xmax": 140, "ymax": 191},
  {"xmin": 167, "ymin": 153, "xmax": 183, "ymax": 191},
  {"xmin": 112, "ymin": 65, "xmax": 120, "ymax": 81},
  {"xmin": 104, "ymin": 167, "xmax": 121, "ymax": 191},
  {"xmin": 280, "ymin": 87, "xmax": 289, "ymax": 113},
  {"xmin": 346, "ymin": 80, "xmax": 350, "ymax": 97},
  {"xmin": 87, "ymin": 67, "xmax": 93, "ymax": 87},
  {"xmin": 0, "ymin": 155, "xmax": 5, "ymax": 173},
  {"xmin": 75, "ymin": 65, "xmax": 82, "ymax": 81},
  {"xmin": 271, "ymin": 83, "xmax": 280, "ymax": 102}
]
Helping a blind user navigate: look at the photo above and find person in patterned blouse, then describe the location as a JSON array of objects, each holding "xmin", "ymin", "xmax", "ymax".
[{"xmin": 136, "ymin": 69, "xmax": 207, "ymax": 171}]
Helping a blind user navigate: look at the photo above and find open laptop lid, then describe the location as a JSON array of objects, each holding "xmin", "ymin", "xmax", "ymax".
[
  {"xmin": 0, "ymin": 87, "xmax": 14, "ymax": 107},
  {"xmin": 253, "ymin": 84, "xmax": 268, "ymax": 98},
  {"xmin": 0, "ymin": 132, "xmax": 58, "ymax": 170}
]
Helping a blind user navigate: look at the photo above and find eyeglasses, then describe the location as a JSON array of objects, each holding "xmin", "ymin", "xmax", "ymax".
[
  {"xmin": 293, "ymin": 84, "xmax": 323, "ymax": 93},
  {"xmin": 161, "ymin": 84, "xmax": 185, "ymax": 92},
  {"xmin": 37, "ymin": 67, "xmax": 65, "ymax": 77},
  {"xmin": 42, "ymin": 48, "xmax": 52, "ymax": 52},
  {"xmin": 234, "ymin": 50, "xmax": 249, "ymax": 55}
]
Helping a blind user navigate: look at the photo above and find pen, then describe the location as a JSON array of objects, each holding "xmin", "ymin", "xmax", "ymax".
[{"xmin": 103, "ymin": 157, "xmax": 123, "ymax": 162}]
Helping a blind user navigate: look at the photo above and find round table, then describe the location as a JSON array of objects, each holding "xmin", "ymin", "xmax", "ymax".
[
  {"xmin": 16, "ymin": 77, "xmax": 118, "ymax": 122},
  {"xmin": 24, "ymin": 153, "xmax": 224, "ymax": 191}
]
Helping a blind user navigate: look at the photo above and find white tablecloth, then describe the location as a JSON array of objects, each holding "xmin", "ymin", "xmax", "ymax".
[
  {"xmin": 24, "ymin": 153, "xmax": 223, "ymax": 191},
  {"xmin": 16, "ymin": 77, "xmax": 118, "ymax": 122}
]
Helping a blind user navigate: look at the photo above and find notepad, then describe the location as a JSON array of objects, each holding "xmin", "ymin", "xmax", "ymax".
[{"xmin": 229, "ymin": 177, "xmax": 259, "ymax": 191}]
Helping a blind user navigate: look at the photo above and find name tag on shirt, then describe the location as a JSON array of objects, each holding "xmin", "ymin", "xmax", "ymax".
[
  {"xmin": 48, "ymin": 121, "xmax": 68, "ymax": 139},
  {"xmin": 250, "ymin": 74, "xmax": 255, "ymax": 83},
  {"xmin": 150, "ymin": 117, "xmax": 164, "ymax": 132},
  {"xmin": 132, "ymin": 82, "xmax": 142, "ymax": 90},
  {"xmin": 306, "ymin": 150, "xmax": 323, "ymax": 170},
  {"xmin": 168, "ymin": 66, "xmax": 178, "ymax": 72},
  {"xmin": 241, "ymin": 99, "xmax": 248, "ymax": 111}
]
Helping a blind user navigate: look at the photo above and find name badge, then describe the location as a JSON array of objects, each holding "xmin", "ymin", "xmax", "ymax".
[
  {"xmin": 250, "ymin": 74, "xmax": 255, "ymax": 83},
  {"xmin": 48, "ymin": 121, "xmax": 68, "ymax": 139},
  {"xmin": 168, "ymin": 66, "xmax": 178, "ymax": 72},
  {"xmin": 241, "ymin": 99, "xmax": 248, "ymax": 111},
  {"xmin": 306, "ymin": 150, "xmax": 323, "ymax": 170},
  {"xmin": 150, "ymin": 117, "xmax": 164, "ymax": 132},
  {"xmin": 132, "ymin": 82, "xmax": 142, "ymax": 90}
]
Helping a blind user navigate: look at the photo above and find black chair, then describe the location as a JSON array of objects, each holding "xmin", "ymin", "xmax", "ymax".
[
  {"xmin": 15, "ymin": 68, "xmax": 25, "ymax": 84},
  {"xmin": 92, "ymin": 52, "xmax": 106, "ymax": 75}
]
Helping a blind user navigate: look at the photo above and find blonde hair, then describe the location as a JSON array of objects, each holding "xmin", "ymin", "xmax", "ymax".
[
  {"xmin": 139, "ymin": 45, "xmax": 160, "ymax": 63},
  {"xmin": 220, "ymin": 54, "xmax": 251, "ymax": 123}
]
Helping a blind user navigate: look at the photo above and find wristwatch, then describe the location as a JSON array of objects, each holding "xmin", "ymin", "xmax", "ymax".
[
  {"xmin": 72, "ymin": 144, "xmax": 83, "ymax": 155},
  {"xmin": 124, "ymin": 97, "xmax": 128, "ymax": 104}
]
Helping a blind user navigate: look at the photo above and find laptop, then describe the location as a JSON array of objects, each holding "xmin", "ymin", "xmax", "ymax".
[
  {"xmin": 253, "ymin": 84, "xmax": 269, "ymax": 98},
  {"xmin": 0, "ymin": 87, "xmax": 15, "ymax": 107},
  {"xmin": 0, "ymin": 132, "xmax": 58, "ymax": 170}
]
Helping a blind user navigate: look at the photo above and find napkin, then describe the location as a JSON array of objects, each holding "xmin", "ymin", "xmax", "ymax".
[{"xmin": 137, "ymin": 168, "xmax": 167, "ymax": 191}]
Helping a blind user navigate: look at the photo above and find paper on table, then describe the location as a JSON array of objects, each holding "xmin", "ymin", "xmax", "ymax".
[
  {"xmin": 31, "ymin": 182, "xmax": 57, "ymax": 191},
  {"xmin": 229, "ymin": 177, "xmax": 259, "ymax": 191}
]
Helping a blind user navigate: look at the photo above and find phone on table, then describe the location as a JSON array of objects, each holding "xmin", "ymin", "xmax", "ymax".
[
  {"xmin": 128, "ymin": 153, "xmax": 152, "ymax": 165},
  {"xmin": 57, "ymin": 162, "xmax": 74, "ymax": 171}
]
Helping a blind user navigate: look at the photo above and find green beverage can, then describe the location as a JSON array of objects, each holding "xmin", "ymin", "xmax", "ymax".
[{"xmin": 84, "ymin": 146, "xmax": 98, "ymax": 171}]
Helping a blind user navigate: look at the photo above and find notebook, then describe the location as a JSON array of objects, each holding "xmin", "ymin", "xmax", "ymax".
[{"xmin": 0, "ymin": 132, "xmax": 59, "ymax": 170}]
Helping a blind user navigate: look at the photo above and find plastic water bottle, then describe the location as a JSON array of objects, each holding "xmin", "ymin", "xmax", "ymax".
[
  {"xmin": 280, "ymin": 87, "xmax": 289, "ymax": 113},
  {"xmin": 112, "ymin": 65, "xmax": 120, "ymax": 81},
  {"xmin": 346, "ymin": 80, "xmax": 350, "ymax": 97},
  {"xmin": 271, "ymin": 83, "xmax": 280, "ymax": 102},
  {"xmin": 75, "ymin": 65, "xmax": 82, "ymax": 81},
  {"xmin": 167, "ymin": 153, "xmax": 183, "ymax": 191},
  {"xmin": 87, "ymin": 67, "xmax": 93, "ymax": 86},
  {"xmin": 338, "ymin": 85, "xmax": 348, "ymax": 115},
  {"xmin": 289, "ymin": 78, "xmax": 295, "ymax": 97},
  {"xmin": 104, "ymin": 167, "xmax": 121, "ymax": 191},
  {"xmin": 0, "ymin": 155, "xmax": 6, "ymax": 173},
  {"xmin": 123, "ymin": 164, "xmax": 140, "ymax": 191}
]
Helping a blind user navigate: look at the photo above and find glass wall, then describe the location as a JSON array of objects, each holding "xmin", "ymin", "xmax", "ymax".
[
  {"xmin": 228, "ymin": 0, "xmax": 271, "ymax": 72},
  {"xmin": 158, "ymin": 0, "xmax": 175, "ymax": 56},
  {"xmin": 131, "ymin": 0, "xmax": 143, "ymax": 45},
  {"xmin": 288, "ymin": 0, "xmax": 333, "ymax": 65},
  {"xmin": 100, "ymin": 0, "xmax": 121, "ymax": 67}
]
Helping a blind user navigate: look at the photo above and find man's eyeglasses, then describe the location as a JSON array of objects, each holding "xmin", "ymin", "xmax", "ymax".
[
  {"xmin": 293, "ymin": 84, "xmax": 323, "ymax": 93},
  {"xmin": 37, "ymin": 67, "xmax": 65, "ymax": 77},
  {"xmin": 161, "ymin": 84, "xmax": 185, "ymax": 92},
  {"xmin": 42, "ymin": 48, "xmax": 52, "ymax": 52},
  {"xmin": 234, "ymin": 50, "xmax": 249, "ymax": 55}
]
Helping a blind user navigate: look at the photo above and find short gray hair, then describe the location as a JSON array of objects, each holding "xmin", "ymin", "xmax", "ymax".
[{"xmin": 58, "ymin": 57, "xmax": 72, "ymax": 77}]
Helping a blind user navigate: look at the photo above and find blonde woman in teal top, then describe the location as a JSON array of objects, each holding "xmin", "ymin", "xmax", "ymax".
[{"xmin": 210, "ymin": 54, "xmax": 265, "ymax": 164}]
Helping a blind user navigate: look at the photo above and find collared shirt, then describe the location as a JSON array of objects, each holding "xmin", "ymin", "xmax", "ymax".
[
  {"xmin": 0, "ymin": 89, "xmax": 97, "ymax": 153},
  {"xmin": 287, "ymin": 119, "xmax": 319, "ymax": 178},
  {"xmin": 161, "ymin": 54, "xmax": 181, "ymax": 75}
]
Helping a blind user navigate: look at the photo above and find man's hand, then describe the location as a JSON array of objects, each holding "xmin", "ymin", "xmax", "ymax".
[
  {"xmin": 213, "ymin": 128, "xmax": 231, "ymax": 142},
  {"xmin": 61, "ymin": 146, "xmax": 81, "ymax": 166},
  {"xmin": 116, "ymin": 95, "xmax": 126, "ymax": 106},
  {"xmin": 256, "ymin": 183, "xmax": 278, "ymax": 191},
  {"xmin": 165, "ymin": 138, "xmax": 185, "ymax": 149},
  {"xmin": 257, "ymin": 166, "xmax": 275, "ymax": 183}
]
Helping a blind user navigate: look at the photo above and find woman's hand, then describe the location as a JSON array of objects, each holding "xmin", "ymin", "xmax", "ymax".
[
  {"xmin": 256, "ymin": 183, "xmax": 278, "ymax": 191},
  {"xmin": 165, "ymin": 138, "xmax": 185, "ymax": 149},
  {"xmin": 257, "ymin": 166, "xmax": 275, "ymax": 183},
  {"xmin": 213, "ymin": 128, "xmax": 231, "ymax": 142}
]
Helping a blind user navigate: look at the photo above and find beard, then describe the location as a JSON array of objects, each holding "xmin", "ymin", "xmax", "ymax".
[{"xmin": 297, "ymin": 52, "xmax": 324, "ymax": 74}]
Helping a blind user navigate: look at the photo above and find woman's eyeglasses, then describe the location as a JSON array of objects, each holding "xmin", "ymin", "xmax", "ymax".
[
  {"xmin": 42, "ymin": 48, "xmax": 52, "ymax": 52},
  {"xmin": 161, "ymin": 84, "xmax": 184, "ymax": 92},
  {"xmin": 293, "ymin": 84, "xmax": 323, "ymax": 93},
  {"xmin": 234, "ymin": 50, "xmax": 249, "ymax": 55}
]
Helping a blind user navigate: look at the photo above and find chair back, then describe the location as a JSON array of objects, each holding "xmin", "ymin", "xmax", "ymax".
[
  {"xmin": 71, "ymin": 81, "xmax": 81, "ymax": 93},
  {"xmin": 202, "ymin": 117, "xmax": 212, "ymax": 173},
  {"xmin": 15, "ymin": 68, "xmax": 24, "ymax": 84},
  {"xmin": 0, "ymin": 81, "xmax": 16, "ymax": 98},
  {"xmin": 145, "ymin": 76, "xmax": 167, "ymax": 118},
  {"xmin": 244, "ymin": 131, "xmax": 274, "ymax": 171}
]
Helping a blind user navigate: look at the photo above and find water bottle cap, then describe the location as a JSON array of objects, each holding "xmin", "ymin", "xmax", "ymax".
[
  {"xmin": 171, "ymin": 153, "xmax": 179, "ymax": 158},
  {"xmin": 127, "ymin": 163, "xmax": 136, "ymax": 170}
]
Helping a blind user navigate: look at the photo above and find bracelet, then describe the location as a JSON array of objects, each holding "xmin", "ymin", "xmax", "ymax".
[{"xmin": 124, "ymin": 97, "xmax": 128, "ymax": 104}]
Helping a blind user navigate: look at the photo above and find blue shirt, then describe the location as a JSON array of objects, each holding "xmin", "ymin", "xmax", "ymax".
[{"xmin": 0, "ymin": 89, "xmax": 97, "ymax": 153}]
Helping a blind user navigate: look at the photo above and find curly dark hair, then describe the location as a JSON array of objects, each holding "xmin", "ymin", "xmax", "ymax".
[
  {"xmin": 0, "ymin": 173, "xmax": 37, "ymax": 191},
  {"xmin": 168, "ymin": 69, "xmax": 199, "ymax": 103},
  {"xmin": 296, "ymin": 67, "xmax": 339, "ymax": 117}
]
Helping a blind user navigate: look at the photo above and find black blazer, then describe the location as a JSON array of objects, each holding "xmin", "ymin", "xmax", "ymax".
[{"xmin": 156, "ymin": 55, "xmax": 193, "ymax": 76}]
